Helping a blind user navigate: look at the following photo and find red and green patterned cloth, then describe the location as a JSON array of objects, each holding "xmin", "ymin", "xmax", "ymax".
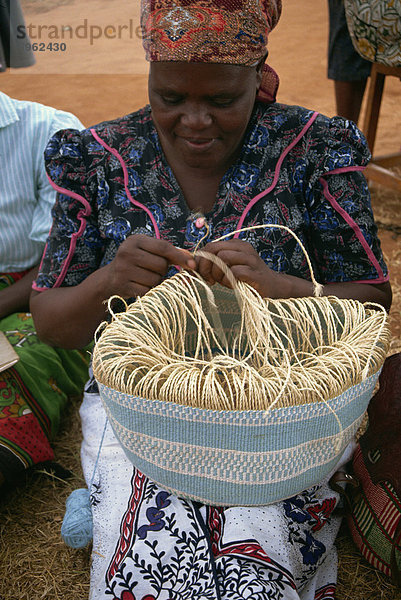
[
  {"xmin": 0, "ymin": 273, "xmax": 91, "ymax": 482},
  {"xmin": 347, "ymin": 445, "xmax": 401, "ymax": 580}
]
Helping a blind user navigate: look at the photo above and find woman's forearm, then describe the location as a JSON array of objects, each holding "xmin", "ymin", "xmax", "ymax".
[
  {"xmin": 30, "ymin": 265, "xmax": 114, "ymax": 349},
  {"xmin": 30, "ymin": 238, "xmax": 197, "ymax": 349},
  {"xmin": 279, "ymin": 273, "xmax": 392, "ymax": 312}
]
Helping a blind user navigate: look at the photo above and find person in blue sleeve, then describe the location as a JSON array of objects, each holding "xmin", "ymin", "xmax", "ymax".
[{"xmin": 0, "ymin": 92, "xmax": 91, "ymax": 487}]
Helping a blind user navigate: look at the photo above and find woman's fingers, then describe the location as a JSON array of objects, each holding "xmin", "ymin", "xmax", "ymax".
[
  {"xmin": 194, "ymin": 239, "xmax": 281, "ymax": 297},
  {"xmin": 107, "ymin": 234, "xmax": 279, "ymax": 299},
  {"xmin": 108, "ymin": 235, "xmax": 196, "ymax": 297},
  {"xmin": 135, "ymin": 236, "xmax": 196, "ymax": 270},
  {"xmin": 119, "ymin": 235, "xmax": 195, "ymax": 272},
  {"xmin": 196, "ymin": 240, "xmax": 258, "ymax": 283}
]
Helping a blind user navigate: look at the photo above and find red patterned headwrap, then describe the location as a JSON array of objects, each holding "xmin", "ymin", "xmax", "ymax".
[{"xmin": 141, "ymin": 0, "xmax": 282, "ymax": 102}]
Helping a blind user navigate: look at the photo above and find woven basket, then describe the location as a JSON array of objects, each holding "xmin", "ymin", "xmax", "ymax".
[
  {"xmin": 93, "ymin": 273, "xmax": 390, "ymax": 506},
  {"xmin": 97, "ymin": 374, "xmax": 380, "ymax": 506}
]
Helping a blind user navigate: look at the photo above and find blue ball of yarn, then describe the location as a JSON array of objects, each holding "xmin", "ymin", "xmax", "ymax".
[{"xmin": 61, "ymin": 488, "xmax": 93, "ymax": 549}]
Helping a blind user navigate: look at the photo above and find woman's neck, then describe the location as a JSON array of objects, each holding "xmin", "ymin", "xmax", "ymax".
[
  {"xmin": 167, "ymin": 157, "xmax": 226, "ymax": 214},
  {"xmin": 177, "ymin": 169, "xmax": 222, "ymax": 214}
]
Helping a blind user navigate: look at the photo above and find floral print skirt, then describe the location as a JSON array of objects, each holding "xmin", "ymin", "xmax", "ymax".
[{"xmin": 81, "ymin": 392, "xmax": 354, "ymax": 600}]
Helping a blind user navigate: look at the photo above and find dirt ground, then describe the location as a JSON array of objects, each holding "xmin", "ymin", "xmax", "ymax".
[
  {"xmin": 1, "ymin": 0, "xmax": 400, "ymax": 156},
  {"xmin": 0, "ymin": 1, "xmax": 401, "ymax": 599}
]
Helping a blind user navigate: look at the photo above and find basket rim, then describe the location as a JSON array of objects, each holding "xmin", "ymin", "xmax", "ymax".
[{"xmin": 96, "ymin": 367, "xmax": 382, "ymax": 418}]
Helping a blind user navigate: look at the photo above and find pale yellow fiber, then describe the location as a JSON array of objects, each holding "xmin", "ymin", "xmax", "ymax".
[{"xmin": 92, "ymin": 269, "xmax": 390, "ymax": 411}]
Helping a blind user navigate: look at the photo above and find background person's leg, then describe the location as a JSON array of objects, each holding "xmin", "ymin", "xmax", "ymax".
[
  {"xmin": 334, "ymin": 79, "xmax": 368, "ymax": 124},
  {"xmin": 327, "ymin": 0, "xmax": 372, "ymax": 123}
]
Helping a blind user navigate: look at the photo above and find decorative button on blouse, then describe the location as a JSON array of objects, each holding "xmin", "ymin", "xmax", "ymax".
[{"xmin": 195, "ymin": 217, "xmax": 206, "ymax": 229}]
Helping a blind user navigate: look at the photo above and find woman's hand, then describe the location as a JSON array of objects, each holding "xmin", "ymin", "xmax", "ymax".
[
  {"xmin": 103, "ymin": 234, "xmax": 196, "ymax": 299},
  {"xmin": 194, "ymin": 239, "xmax": 283, "ymax": 298},
  {"xmin": 30, "ymin": 235, "xmax": 196, "ymax": 349},
  {"xmin": 193, "ymin": 238, "xmax": 392, "ymax": 310}
]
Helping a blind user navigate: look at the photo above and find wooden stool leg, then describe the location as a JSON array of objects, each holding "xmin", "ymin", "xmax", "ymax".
[
  {"xmin": 363, "ymin": 64, "xmax": 385, "ymax": 153},
  {"xmin": 362, "ymin": 63, "xmax": 401, "ymax": 192}
]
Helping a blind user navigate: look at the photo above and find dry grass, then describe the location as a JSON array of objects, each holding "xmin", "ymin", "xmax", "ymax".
[
  {"xmin": 0, "ymin": 397, "xmax": 91, "ymax": 599},
  {"xmin": 0, "ymin": 184, "xmax": 400, "ymax": 600},
  {"xmin": 336, "ymin": 526, "xmax": 401, "ymax": 600}
]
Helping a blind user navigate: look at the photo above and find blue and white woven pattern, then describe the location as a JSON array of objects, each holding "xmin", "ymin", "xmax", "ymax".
[{"xmin": 98, "ymin": 370, "xmax": 380, "ymax": 506}]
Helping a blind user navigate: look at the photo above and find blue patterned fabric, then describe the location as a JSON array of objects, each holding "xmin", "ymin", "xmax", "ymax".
[{"xmin": 35, "ymin": 102, "xmax": 387, "ymax": 290}]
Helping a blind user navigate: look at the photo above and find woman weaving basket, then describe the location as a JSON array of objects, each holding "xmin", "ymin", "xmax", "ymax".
[{"xmin": 30, "ymin": 0, "xmax": 392, "ymax": 598}]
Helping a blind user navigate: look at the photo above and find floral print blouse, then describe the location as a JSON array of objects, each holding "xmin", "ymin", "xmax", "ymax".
[{"xmin": 34, "ymin": 101, "xmax": 388, "ymax": 291}]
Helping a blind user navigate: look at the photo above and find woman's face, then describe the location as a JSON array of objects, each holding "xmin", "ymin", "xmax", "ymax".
[{"xmin": 148, "ymin": 62, "xmax": 262, "ymax": 174}]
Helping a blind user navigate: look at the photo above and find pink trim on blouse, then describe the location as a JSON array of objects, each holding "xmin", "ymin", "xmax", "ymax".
[
  {"xmin": 90, "ymin": 129, "xmax": 161, "ymax": 239},
  {"xmin": 33, "ymin": 118, "xmax": 387, "ymax": 292},
  {"xmin": 319, "ymin": 171, "xmax": 388, "ymax": 284},
  {"xmin": 234, "ymin": 111, "xmax": 320, "ymax": 237},
  {"xmin": 32, "ymin": 175, "xmax": 92, "ymax": 291},
  {"xmin": 34, "ymin": 128, "xmax": 162, "ymax": 292},
  {"xmin": 233, "ymin": 112, "xmax": 387, "ymax": 285}
]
